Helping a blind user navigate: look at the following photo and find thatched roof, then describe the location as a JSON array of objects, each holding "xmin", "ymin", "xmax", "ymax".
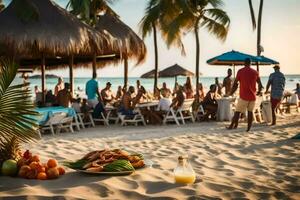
[
  {"xmin": 95, "ymin": 13, "xmax": 147, "ymax": 65},
  {"xmin": 0, "ymin": 0, "xmax": 116, "ymax": 59},
  {"xmin": 141, "ymin": 69, "xmax": 156, "ymax": 78},
  {"xmin": 159, "ymin": 64, "xmax": 194, "ymax": 77}
]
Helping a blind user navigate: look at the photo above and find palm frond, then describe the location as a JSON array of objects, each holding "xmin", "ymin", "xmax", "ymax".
[
  {"xmin": 248, "ymin": 0, "xmax": 256, "ymax": 30},
  {"xmin": 139, "ymin": 0, "xmax": 160, "ymax": 38},
  {"xmin": 0, "ymin": 58, "xmax": 40, "ymax": 143},
  {"xmin": 201, "ymin": 14, "xmax": 229, "ymax": 41}
]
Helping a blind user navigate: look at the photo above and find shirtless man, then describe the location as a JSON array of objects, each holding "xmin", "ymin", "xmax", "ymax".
[
  {"xmin": 101, "ymin": 82, "xmax": 114, "ymax": 105},
  {"xmin": 222, "ymin": 68, "xmax": 233, "ymax": 96},
  {"xmin": 120, "ymin": 86, "xmax": 136, "ymax": 115},
  {"xmin": 160, "ymin": 82, "xmax": 171, "ymax": 98}
]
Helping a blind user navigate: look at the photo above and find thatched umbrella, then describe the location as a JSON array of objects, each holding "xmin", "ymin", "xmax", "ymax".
[
  {"xmin": 141, "ymin": 69, "xmax": 156, "ymax": 78},
  {"xmin": 0, "ymin": 0, "xmax": 115, "ymax": 101},
  {"xmin": 159, "ymin": 64, "xmax": 195, "ymax": 82},
  {"xmin": 95, "ymin": 13, "xmax": 146, "ymax": 87}
]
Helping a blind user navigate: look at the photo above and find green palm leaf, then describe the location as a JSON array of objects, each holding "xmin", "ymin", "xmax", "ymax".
[{"xmin": 0, "ymin": 58, "xmax": 40, "ymax": 144}]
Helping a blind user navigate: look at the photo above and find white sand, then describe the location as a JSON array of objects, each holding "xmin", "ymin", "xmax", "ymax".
[{"xmin": 1, "ymin": 113, "xmax": 300, "ymax": 200}]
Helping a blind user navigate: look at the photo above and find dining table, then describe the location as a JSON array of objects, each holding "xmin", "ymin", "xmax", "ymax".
[
  {"xmin": 35, "ymin": 106, "xmax": 80, "ymax": 130},
  {"xmin": 216, "ymin": 97, "xmax": 236, "ymax": 121}
]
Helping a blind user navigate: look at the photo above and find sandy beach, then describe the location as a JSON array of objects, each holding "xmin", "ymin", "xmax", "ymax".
[{"xmin": 0, "ymin": 113, "xmax": 299, "ymax": 200}]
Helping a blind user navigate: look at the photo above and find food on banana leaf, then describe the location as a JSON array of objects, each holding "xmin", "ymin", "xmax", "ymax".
[{"xmin": 64, "ymin": 149, "xmax": 145, "ymax": 173}]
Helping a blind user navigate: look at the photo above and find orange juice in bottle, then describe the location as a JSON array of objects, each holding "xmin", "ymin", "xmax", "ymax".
[{"xmin": 174, "ymin": 156, "xmax": 196, "ymax": 184}]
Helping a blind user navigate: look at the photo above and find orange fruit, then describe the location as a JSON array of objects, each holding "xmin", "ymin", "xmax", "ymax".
[
  {"xmin": 46, "ymin": 167, "xmax": 59, "ymax": 179},
  {"xmin": 37, "ymin": 172, "xmax": 47, "ymax": 180},
  {"xmin": 47, "ymin": 159, "xmax": 58, "ymax": 168},
  {"xmin": 36, "ymin": 164, "xmax": 46, "ymax": 173},
  {"xmin": 57, "ymin": 167, "xmax": 65, "ymax": 175},
  {"xmin": 18, "ymin": 165, "xmax": 31, "ymax": 178},
  {"xmin": 31, "ymin": 155, "xmax": 40, "ymax": 163},
  {"xmin": 29, "ymin": 161, "xmax": 39, "ymax": 170},
  {"xmin": 26, "ymin": 168, "xmax": 38, "ymax": 179}
]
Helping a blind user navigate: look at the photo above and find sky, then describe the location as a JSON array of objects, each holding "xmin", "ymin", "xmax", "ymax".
[{"xmin": 3, "ymin": 0, "xmax": 300, "ymax": 77}]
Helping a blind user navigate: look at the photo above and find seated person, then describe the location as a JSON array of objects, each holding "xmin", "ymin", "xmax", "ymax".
[
  {"xmin": 45, "ymin": 90, "xmax": 56, "ymax": 106},
  {"xmin": 202, "ymin": 84, "xmax": 218, "ymax": 120},
  {"xmin": 160, "ymin": 82, "xmax": 171, "ymax": 98},
  {"xmin": 101, "ymin": 82, "xmax": 115, "ymax": 105},
  {"xmin": 72, "ymin": 98, "xmax": 81, "ymax": 113},
  {"xmin": 119, "ymin": 86, "xmax": 137, "ymax": 116},
  {"xmin": 170, "ymin": 85, "xmax": 185, "ymax": 110},
  {"xmin": 56, "ymin": 83, "xmax": 73, "ymax": 107},
  {"xmin": 115, "ymin": 85, "xmax": 123, "ymax": 100},
  {"xmin": 81, "ymin": 98, "xmax": 92, "ymax": 114},
  {"xmin": 92, "ymin": 98, "xmax": 106, "ymax": 119},
  {"xmin": 157, "ymin": 93, "xmax": 172, "ymax": 112}
]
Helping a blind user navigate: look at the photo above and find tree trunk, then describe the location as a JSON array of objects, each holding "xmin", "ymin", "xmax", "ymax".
[
  {"xmin": 194, "ymin": 22, "xmax": 200, "ymax": 103},
  {"xmin": 41, "ymin": 54, "xmax": 46, "ymax": 104},
  {"xmin": 124, "ymin": 55, "xmax": 128, "ymax": 88},
  {"xmin": 92, "ymin": 52, "xmax": 97, "ymax": 77},
  {"xmin": 69, "ymin": 54, "xmax": 74, "ymax": 95},
  {"xmin": 152, "ymin": 22, "xmax": 159, "ymax": 93},
  {"xmin": 256, "ymin": 0, "xmax": 264, "ymax": 72}
]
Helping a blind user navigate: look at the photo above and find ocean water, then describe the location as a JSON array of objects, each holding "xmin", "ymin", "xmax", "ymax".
[{"xmin": 14, "ymin": 75, "xmax": 300, "ymax": 97}]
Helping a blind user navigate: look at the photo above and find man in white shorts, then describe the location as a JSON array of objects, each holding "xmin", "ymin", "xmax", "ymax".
[{"xmin": 227, "ymin": 58, "xmax": 263, "ymax": 132}]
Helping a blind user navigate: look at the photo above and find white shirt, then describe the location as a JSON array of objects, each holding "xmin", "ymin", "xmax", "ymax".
[{"xmin": 157, "ymin": 98, "xmax": 171, "ymax": 111}]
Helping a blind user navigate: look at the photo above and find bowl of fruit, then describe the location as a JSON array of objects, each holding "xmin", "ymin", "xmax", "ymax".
[{"xmin": 0, "ymin": 150, "xmax": 66, "ymax": 180}]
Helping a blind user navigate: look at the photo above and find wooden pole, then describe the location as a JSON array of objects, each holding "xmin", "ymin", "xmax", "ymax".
[
  {"xmin": 256, "ymin": 0, "xmax": 264, "ymax": 73},
  {"xmin": 41, "ymin": 54, "xmax": 46, "ymax": 104},
  {"xmin": 124, "ymin": 56, "xmax": 128, "ymax": 88},
  {"xmin": 92, "ymin": 52, "xmax": 97, "ymax": 77},
  {"xmin": 69, "ymin": 54, "xmax": 74, "ymax": 95}
]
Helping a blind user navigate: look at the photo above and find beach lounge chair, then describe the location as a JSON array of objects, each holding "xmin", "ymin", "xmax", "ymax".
[
  {"xmin": 118, "ymin": 109, "xmax": 146, "ymax": 126},
  {"xmin": 163, "ymin": 99, "xmax": 195, "ymax": 125},
  {"xmin": 40, "ymin": 112, "xmax": 67, "ymax": 135}
]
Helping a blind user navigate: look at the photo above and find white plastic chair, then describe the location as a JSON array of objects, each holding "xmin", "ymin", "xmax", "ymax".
[
  {"xmin": 118, "ymin": 109, "xmax": 146, "ymax": 126},
  {"xmin": 40, "ymin": 112, "xmax": 67, "ymax": 135},
  {"xmin": 93, "ymin": 112, "xmax": 109, "ymax": 126},
  {"xmin": 57, "ymin": 116, "xmax": 74, "ymax": 134},
  {"xmin": 194, "ymin": 104, "xmax": 205, "ymax": 121},
  {"xmin": 77, "ymin": 111, "xmax": 96, "ymax": 128},
  {"xmin": 163, "ymin": 99, "xmax": 195, "ymax": 125}
]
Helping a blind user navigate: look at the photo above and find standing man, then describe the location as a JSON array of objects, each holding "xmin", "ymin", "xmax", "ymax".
[
  {"xmin": 86, "ymin": 72, "xmax": 101, "ymax": 108},
  {"xmin": 265, "ymin": 65, "xmax": 285, "ymax": 125},
  {"xmin": 227, "ymin": 58, "xmax": 263, "ymax": 132},
  {"xmin": 222, "ymin": 68, "xmax": 233, "ymax": 96}
]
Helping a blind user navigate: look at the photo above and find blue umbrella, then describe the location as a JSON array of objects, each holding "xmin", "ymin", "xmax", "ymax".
[
  {"xmin": 255, "ymin": 56, "xmax": 279, "ymax": 65},
  {"xmin": 207, "ymin": 50, "xmax": 258, "ymax": 66},
  {"xmin": 207, "ymin": 50, "xmax": 280, "ymax": 76}
]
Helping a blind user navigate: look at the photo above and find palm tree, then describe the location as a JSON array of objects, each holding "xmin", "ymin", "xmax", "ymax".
[
  {"xmin": 139, "ymin": 0, "xmax": 160, "ymax": 92},
  {"xmin": 0, "ymin": 0, "xmax": 4, "ymax": 11},
  {"xmin": 140, "ymin": 0, "xmax": 185, "ymax": 92},
  {"xmin": 165, "ymin": 0, "xmax": 230, "ymax": 100},
  {"xmin": 248, "ymin": 0, "xmax": 264, "ymax": 72},
  {"xmin": 0, "ymin": 58, "xmax": 40, "ymax": 165},
  {"xmin": 66, "ymin": 0, "xmax": 117, "ymax": 26}
]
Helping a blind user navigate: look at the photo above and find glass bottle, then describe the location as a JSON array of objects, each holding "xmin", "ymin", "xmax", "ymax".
[{"xmin": 174, "ymin": 156, "xmax": 196, "ymax": 184}]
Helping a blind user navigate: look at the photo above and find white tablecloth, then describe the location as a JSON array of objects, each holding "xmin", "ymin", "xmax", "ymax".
[{"xmin": 216, "ymin": 97, "xmax": 236, "ymax": 121}]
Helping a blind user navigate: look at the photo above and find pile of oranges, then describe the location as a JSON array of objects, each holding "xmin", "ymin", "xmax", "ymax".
[{"xmin": 17, "ymin": 150, "xmax": 65, "ymax": 180}]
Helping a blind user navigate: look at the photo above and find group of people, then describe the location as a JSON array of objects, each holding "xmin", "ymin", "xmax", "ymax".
[{"xmin": 34, "ymin": 59, "xmax": 299, "ymax": 129}]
